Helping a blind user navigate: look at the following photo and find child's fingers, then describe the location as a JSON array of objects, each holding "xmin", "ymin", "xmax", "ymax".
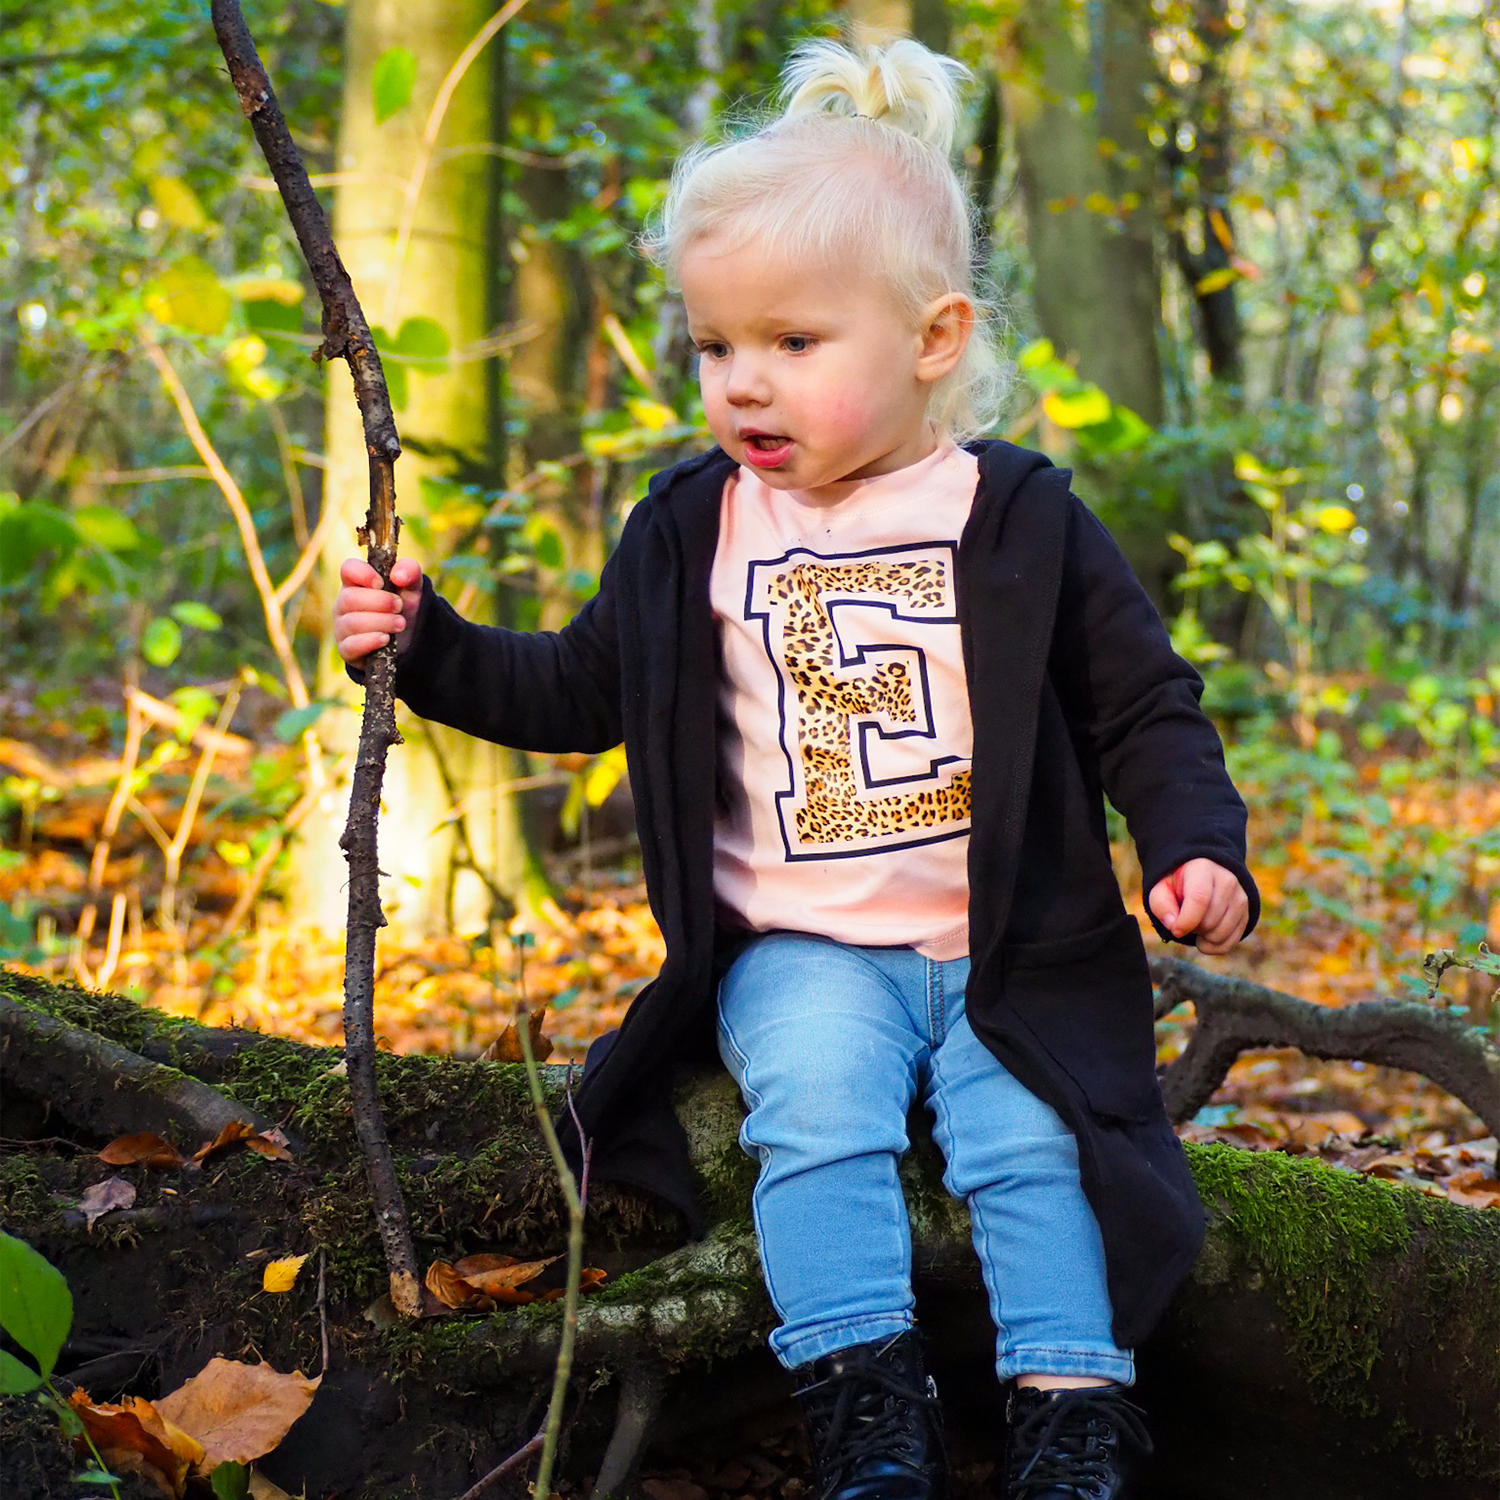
[
  {"xmin": 1147, "ymin": 877, "xmax": 1181, "ymax": 930},
  {"xmin": 1198, "ymin": 883, "xmax": 1249, "ymax": 952},
  {"xmin": 339, "ymin": 557, "xmax": 385, "ymax": 589},
  {"xmin": 338, "ymin": 586, "xmax": 402, "ymax": 617},
  {"xmin": 337, "ymin": 609, "xmax": 406, "ymax": 639},
  {"xmin": 1171, "ymin": 861, "xmax": 1215, "ymax": 937},
  {"xmin": 337, "ymin": 630, "xmax": 395, "ymax": 662},
  {"xmin": 390, "ymin": 558, "xmax": 423, "ymax": 589}
]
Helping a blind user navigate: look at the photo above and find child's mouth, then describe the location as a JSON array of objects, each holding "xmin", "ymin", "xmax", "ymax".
[{"xmin": 742, "ymin": 433, "xmax": 793, "ymax": 468}]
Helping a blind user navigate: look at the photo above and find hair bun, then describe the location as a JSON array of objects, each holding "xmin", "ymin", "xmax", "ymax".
[{"xmin": 780, "ymin": 36, "xmax": 970, "ymax": 155}]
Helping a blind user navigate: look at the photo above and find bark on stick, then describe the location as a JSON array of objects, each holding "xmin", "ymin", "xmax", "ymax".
[{"xmin": 209, "ymin": 0, "xmax": 421, "ymax": 1318}]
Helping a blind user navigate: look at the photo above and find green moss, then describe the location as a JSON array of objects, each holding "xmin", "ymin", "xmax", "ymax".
[
  {"xmin": 0, "ymin": 1155, "xmax": 57, "ymax": 1224},
  {"xmin": 1187, "ymin": 1142, "xmax": 1500, "ymax": 1419}
]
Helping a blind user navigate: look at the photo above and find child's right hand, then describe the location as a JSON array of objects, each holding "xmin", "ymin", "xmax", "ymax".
[{"xmin": 334, "ymin": 557, "xmax": 425, "ymax": 663}]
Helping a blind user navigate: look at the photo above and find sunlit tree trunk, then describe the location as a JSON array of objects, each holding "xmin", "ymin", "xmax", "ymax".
[
  {"xmin": 292, "ymin": 0, "xmax": 550, "ymax": 939},
  {"xmin": 1001, "ymin": 0, "xmax": 1163, "ymax": 427}
]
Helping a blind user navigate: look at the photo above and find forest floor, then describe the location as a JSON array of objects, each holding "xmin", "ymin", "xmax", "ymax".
[{"xmin": 3, "ymin": 683, "xmax": 1498, "ymax": 1218}]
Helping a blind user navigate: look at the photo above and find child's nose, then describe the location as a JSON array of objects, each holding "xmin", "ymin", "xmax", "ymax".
[{"xmin": 724, "ymin": 355, "xmax": 770, "ymax": 406}]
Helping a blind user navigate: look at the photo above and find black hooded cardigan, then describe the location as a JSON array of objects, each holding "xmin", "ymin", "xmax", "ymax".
[{"xmin": 384, "ymin": 439, "xmax": 1259, "ymax": 1348}]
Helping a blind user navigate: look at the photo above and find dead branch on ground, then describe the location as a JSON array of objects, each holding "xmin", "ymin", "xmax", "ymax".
[{"xmin": 1152, "ymin": 955, "xmax": 1500, "ymax": 1138}]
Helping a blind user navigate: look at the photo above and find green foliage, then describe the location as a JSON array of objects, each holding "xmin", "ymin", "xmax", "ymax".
[
  {"xmin": 211, "ymin": 1461, "xmax": 252, "ymax": 1500},
  {"xmin": 372, "ymin": 46, "xmax": 418, "ymax": 124},
  {"xmin": 0, "ymin": 1231, "xmax": 74, "ymax": 1393}
]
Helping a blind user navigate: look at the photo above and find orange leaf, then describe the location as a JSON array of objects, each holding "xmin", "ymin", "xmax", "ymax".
[
  {"xmin": 453, "ymin": 1253, "xmax": 558, "ymax": 1300},
  {"xmin": 192, "ymin": 1120, "xmax": 294, "ymax": 1164},
  {"xmin": 485, "ymin": 1007, "xmax": 553, "ymax": 1064},
  {"xmin": 424, "ymin": 1259, "xmax": 482, "ymax": 1310},
  {"xmin": 99, "ymin": 1132, "xmax": 185, "ymax": 1169},
  {"xmin": 155, "ymin": 1357, "xmax": 321, "ymax": 1471},
  {"xmin": 69, "ymin": 1392, "xmax": 205, "ymax": 1499}
]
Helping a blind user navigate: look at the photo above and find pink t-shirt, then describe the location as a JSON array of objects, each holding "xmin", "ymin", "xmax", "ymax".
[{"xmin": 710, "ymin": 441, "xmax": 980, "ymax": 960}]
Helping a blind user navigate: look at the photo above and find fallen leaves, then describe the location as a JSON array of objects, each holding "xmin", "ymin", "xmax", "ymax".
[
  {"xmin": 261, "ymin": 1254, "xmax": 308, "ymax": 1293},
  {"xmin": 482, "ymin": 1005, "xmax": 554, "ymax": 1064},
  {"xmin": 70, "ymin": 1358, "xmax": 320, "ymax": 1499},
  {"xmin": 423, "ymin": 1253, "xmax": 606, "ymax": 1313},
  {"xmin": 99, "ymin": 1133, "xmax": 186, "ymax": 1169},
  {"xmin": 155, "ymin": 1357, "xmax": 321, "ymax": 1470},
  {"xmin": 192, "ymin": 1120, "xmax": 294, "ymax": 1165},
  {"xmin": 68, "ymin": 1392, "xmax": 205, "ymax": 1498},
  {"xmin": 78, "ymin": 1175, "xmax": 136, "ymax": 1229}
]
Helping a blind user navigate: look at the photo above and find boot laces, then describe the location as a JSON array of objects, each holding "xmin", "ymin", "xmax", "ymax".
[
  {"xmin": 798, "ymin": 1342, "xmax": 939, "ymax": 1492},
  {"xmin": 1008, "ymin": 1387, "xmax": 1152, "ymax": 1498}
]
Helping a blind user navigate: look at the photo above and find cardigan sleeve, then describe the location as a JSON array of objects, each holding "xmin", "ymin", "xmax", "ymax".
[
  {"xmin": 352, "ymin": 546, "xmax": 625, "ymax": 755},
  {"xmin": 1049, "ymin": 493, "xmax": 1260, "ymax": 942}
]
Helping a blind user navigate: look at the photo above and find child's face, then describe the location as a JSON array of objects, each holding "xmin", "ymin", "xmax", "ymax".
[{"xmin": 679, "ymin": 234, "xmax": 969, "ymax": 494}]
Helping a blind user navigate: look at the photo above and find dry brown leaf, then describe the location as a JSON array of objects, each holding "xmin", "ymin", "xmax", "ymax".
[
  {"xmin": 248, "ymin": 1469, "xmax": 295, "ymax": 1500},
  {"xmin": 454, "ymin": 1252, "xmax": 558, "ymax": 1304},
  {"xmin": 69, "ymin": 1392, "xmax": 205, "ymax": 1499},
  {"xmin": 424, "ymin": 1259, "xmax": 483, "ymax": 1310},
  {"xmin": 98, "ymin": 1132, "xmax": 186, "ymax": 1169},
  {"xmin": 79, "ymin": 1175, "xmax": 136, "ymax": 1229},
  {"xmin": 191, "ymin": 1120, "xmax": 294, "ymax": 1164},
  {"xmin": 484, "ymin": 1006, "xmax": 553, "ymax": 1064},
  {"xmin": 155, "ymin": 1357, "xmax": 321, "ymax": 1471}
]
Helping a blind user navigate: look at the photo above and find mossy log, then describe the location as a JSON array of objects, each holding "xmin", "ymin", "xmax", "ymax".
[{"xmin": 0, "ymin": 969, "xmax": 1495, "ymax": 1500}]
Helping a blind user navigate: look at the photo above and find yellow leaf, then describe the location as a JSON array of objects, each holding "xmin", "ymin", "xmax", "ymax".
[
  {"xmin": 1337, "ymin": 284, "xmax": 1361, "ymax": 315},
  {"xmin": 150, "ymin": 177, "xmax": 208, "ymax": 232},
  {"xmin": 624, "ymin": 397, "xmax": 679, "ymax": 431},
  {"xmin": 1317, "ymin": 505, "xmax": 1356, "ymax": 534},
  {"xmin": 262, "ymin": 1254, "xmax": 308, "ymax": 1293},
  {"xmin": 1194, "ymin": 266, "xmax": 1239, "ymax": 296},
  {"xmin": 1083, "ymin": 191, "xmax": 1114, "ymax": 214},
  {"xmin": 1042, "ymin": 386, "xmax": 1112, "ymax": 429},
  {"xmin": 146, "ymin": 257, "xmax": 232, "ymax": 337}
]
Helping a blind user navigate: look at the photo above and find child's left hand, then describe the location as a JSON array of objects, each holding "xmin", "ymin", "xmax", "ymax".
[{"xmin": 1148, "ymin": 859, "xmax": 1250, "ymax": 956}]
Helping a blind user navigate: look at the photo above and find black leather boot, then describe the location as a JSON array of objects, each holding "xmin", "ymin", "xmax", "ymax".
[
  {"xmin": 792, "ymin": 1330, "xmax": 947, "ymax": 1500},
  {"xmin": 1003, "ymin": 1384, "xmax": 1152, "ymax": 1499}
]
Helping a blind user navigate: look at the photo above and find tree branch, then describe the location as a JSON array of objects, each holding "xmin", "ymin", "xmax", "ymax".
[
  {"xmin": 1152, "ymin": 956, "xmax": 1500, "ymax": 1139},
  {"xmin": 210, "ymin": 0, "xmax": 420, "ymax": 1320}
]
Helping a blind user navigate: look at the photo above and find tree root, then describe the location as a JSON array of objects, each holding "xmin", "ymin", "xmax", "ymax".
[
  {"xmin": 1152, "ymin": 956, "xmax": 1500, "ymax": 1137},
  {"xmin": 588, "ymin": 1362, "xmax": 667, "ymax": 1500},
  {"xmin": 0, "ymin": 994, "xmax": 280, "ymax": 1147}
]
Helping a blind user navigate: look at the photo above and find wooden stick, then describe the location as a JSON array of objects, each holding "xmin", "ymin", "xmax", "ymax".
[{"xmin": 210, "ymin": 0, "xmax": 420, "ymax": 1320}]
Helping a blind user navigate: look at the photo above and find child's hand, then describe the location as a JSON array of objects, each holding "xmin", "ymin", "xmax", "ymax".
[
  {"xmin": 334, "ymin": 557, "xmax": 424, "ymax": 663},
  {"xmin": 1148, "ymin": 858, "xmax": 1249, "ymax": 956}
]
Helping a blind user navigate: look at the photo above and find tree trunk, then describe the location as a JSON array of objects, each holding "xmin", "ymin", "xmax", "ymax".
[
  {"xmin": 290, "ymin": 0, "xmax": 550, "ymax": 939},
  {"xmin": 2, "ymin": 970, "xmax": 1495, "ymax": 1500},
  {"xmin": 1001, "ymin": 0, "xmax": 1163, "ymax": 428}
]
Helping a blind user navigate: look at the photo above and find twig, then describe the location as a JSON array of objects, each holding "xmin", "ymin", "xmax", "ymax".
[
  {"xmin": 381, "ymin": 0, "xmax": 532, "ymax": 328},
  {"xmin": 453, "ymin": 1431, "xmax": 544, "ymax": 1500},
  {"xmin": 95, "ymin": 894, "xmax": 128, "ymax": 993},
  {"xmin": 267, "ymin": 399, "xmax": 310, "ymax": 548},
  {"xmin": 139, "ymin": 330, "xmax": 328, "ymax": 796},
  {"xmin": 159, "ymin": 686, "xmax": 241, "ymax": 935},
  {"xmin": 210, "ymin": 0, "xmax": 419, "ymax": 1318},
  {"xmin": 1152, "ymin": 955, "xmax": 1500, "ymax": 1138},
  {"xmin": 219, "ymin": 751, "xmax": 357, "ymax": 937},
  {"xmin": 317, "ymin": 1248, "xmax": 330, "ymax": 1376},
  {"xmin": 516, "ymin": 937, "xmax": 587, "ymax": 1500}
]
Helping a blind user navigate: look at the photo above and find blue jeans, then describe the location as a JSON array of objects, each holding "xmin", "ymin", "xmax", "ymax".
[{"xmin": 716, "ymin": 931, "xmax": 1134, "ymax": 1383}]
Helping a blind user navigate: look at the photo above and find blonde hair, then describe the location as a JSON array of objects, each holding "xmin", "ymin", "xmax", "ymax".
[{"xmin": 643, "ymin": 37, "xmax": 1008, "ymax": 441}]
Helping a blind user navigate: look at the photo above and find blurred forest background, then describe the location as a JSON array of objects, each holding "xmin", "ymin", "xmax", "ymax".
[{"xmin": 2, "ymin": 0, "xmax": 1497, "ymax": 1159}]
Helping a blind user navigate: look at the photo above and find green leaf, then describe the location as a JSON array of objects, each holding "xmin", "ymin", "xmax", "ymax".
[
  {"xmin": 142, "ymin": 616, "xmax": 183, "ymax": 667},
  {"xmin": 170, "ymin": 686, "xmax": 219, "ymax": 739},
  {"xmin": 274, "ymin": 701, "xmax": 333, "ymax": 743},
  {"xmin": 211, "ymin": 1461, "xmax": 251, "ymax": 1500},
  {"xmin": 0, "ymin": 1348, "xmax": 43, "ymax": 1395},
  {"xmin": 391, "ymin": 316, "xmax": 450, "ymax": 363},
  {"xmin": 72, "ymin": 506, "xmax": 142, "ymax": 554},
  {"xmin": 145, "ymin": 256, "xmax": 232, "ymax": 337},
  {"xmin": 1017, "ymin": 338, "xmax": 1056, "ymax": 371},
  {"xmin": 372, "ymin": 47, "xmax": 417, "ymax": 124},
  {"xmin": 171, "ymin": 600, "xmax": 223, "ymax": 631},
  {"xmin": 244, "ymin": 298, "xmax": 302, "ymax": 335},
  {"xmin": 0, "ymin": 1231, "xmax": 73, "ymax": 1379},
  {"xmin": 76, "ymin": 1470, "xmax": 124, "ymax": 1486}
]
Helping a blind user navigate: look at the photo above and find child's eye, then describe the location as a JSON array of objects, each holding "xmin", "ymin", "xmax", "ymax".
[
  {"xmin": 696, "ymin": 342, "xmax": 729, "ymax": 360},
  {"xmin": 781, "ymin": 335, "xmax": 816, "ymax": 353}
]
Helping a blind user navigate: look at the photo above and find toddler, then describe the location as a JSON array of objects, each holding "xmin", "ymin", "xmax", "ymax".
[{"xmin": 336, "ymin": 37, "xmax": 1255, "ymax": 1500}]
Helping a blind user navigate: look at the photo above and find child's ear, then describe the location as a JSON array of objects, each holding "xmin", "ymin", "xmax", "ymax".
[{"xmin": 915, "ymin": 293, "xmax": 974, "ymax": 384}]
